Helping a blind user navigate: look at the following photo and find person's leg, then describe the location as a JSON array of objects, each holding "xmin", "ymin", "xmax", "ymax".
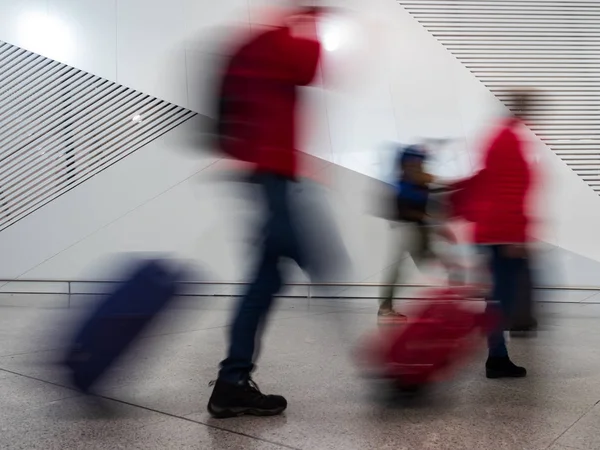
[
  {"xmin": 380, "ymin": 241, "xmax": 402, "ymax": 312},
  {"xmin": 218, "ymin": 250, "xmax": 281, "ymax": 383},
  {"xmin": 412, "ymin": 221, "xmax": 432, "ymax": 267},
  {"xmin": 510, "ymin": 255, "xmax": 537, "ymax": 334},
  {"xmin": 524, "ymin": 255, "xmax": 538, "ymax": 329},
  {"xmin": 208, "ymin": 248, "xmax": 288, "ymax": 418},
  {"xmin": 379, "ymin": 223, "xmax": 409, "ymax": 317},
  {"xmin": 208, "ymin": 174, "xmax": 292, "ymax": 418},
  {"xmin": 485, "ymin": 245, "xmax": 527, "ymax": 378},
  {"xmin": 380, "ymin": 222, "xmax": 431, "ymax": 317}
]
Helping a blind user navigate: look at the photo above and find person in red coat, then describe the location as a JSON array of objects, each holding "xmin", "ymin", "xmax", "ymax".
[
  {"xmin": 455, "ymin": 90, "xmax": 536, "ymax": 379},
  {"xmin": 207, "ymin": 7, "xmax": 346, "ymax": 418}
]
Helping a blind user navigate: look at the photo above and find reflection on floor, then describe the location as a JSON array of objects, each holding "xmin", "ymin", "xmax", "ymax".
[{"xmin": 0, "ymin": 294, "xmax": 599, "ymax": 450}]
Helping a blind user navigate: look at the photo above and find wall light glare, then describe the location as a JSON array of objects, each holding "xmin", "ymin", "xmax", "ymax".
[
  {"xmin": 322, "ymin": 26, "xmax": 342, "ymax": 52},
  {"xmin": 17, "ymin": 11, "xmax": 74, "ymax": 62},
  {"xmin": 319, "ymin": 15, "xmax": 356, "ymax": 53}
]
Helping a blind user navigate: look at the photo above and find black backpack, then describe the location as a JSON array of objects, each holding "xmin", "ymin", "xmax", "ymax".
[{"xmin": 201, "ymin": 36, "xmax": 254, "ymax": 162}]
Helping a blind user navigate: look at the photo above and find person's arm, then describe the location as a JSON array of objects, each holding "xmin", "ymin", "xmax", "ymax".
[
  {"xmin": 403, "ymin": 161, "xmax": 434, "ymax": 186},
  {"xmin": 445, "ymin": 164, "xmax": 488, "ymax": 222}
]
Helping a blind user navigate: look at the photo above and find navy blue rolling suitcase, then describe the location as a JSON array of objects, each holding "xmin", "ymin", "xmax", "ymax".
[{"xmin": 64, "ymin": 259, "xmax": 188, "ymax": 393}]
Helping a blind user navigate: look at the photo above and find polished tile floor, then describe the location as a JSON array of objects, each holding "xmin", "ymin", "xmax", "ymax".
[{"xmin": 1, "ymin": 293, "xmax": 599, "ymax": 449}]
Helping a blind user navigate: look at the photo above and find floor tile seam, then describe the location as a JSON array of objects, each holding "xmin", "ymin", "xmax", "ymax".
[
  {"xmin": 547, "ymin": 444, "xmax": 585, "ymax": 450},
  {"xmin": 544, "ymin": 399, "xmax": 600, "ymax": 449},
  {"xmin": 0, "ymin": 368, "xmax": 85, "ymax": 410},
  {"xmin": 87, "ymin": 396, "xmax": 302, "ymax": 450},
  {"xmin": 0, "ymin": 365, "xmax": 300, "ymax": 450},
  {"xmin": 179, "ymin": 412, "xmax": 302, "ymax": 450},
  {"xmin": 0, "ymin": 347, "xmax": 66, "ymax": 359},
  {"xmin": 0, "ymin": 366, "xmax": 79, "ymax": 390}
]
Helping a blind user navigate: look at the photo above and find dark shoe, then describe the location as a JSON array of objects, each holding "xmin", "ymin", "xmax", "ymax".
[
  {"xmin": 486, "ymin": 356, "xmax": 527, "ymax": 379},
  {"xmin": 207, "ymin": 378, "xmax": 287, "ymax": 419},
  {"xmin": 64, "ymin": 348, "xmax": 94, "ymax": 393}
]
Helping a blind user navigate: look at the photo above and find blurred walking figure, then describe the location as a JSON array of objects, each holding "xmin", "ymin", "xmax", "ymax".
[
  {"xmin": 206, "ymin": 6, "xmax": 345, "ymax": 418},
  {"xmin": 379, "ymin": 145, "xmax": 433, "ymax": 322},
  {"xmin": 379, "ymin": 143, "xmax": 464, "ymax": 324},
  {"xmin": 454, "ymin": 89, "xmax": 537, "ymax": 379}
]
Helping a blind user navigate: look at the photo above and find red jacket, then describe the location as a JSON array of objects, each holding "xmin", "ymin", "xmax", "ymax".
[
  {"xmin": 454, "ymin": 118, "xmax": 533, "ymax": 244},
  {"xmin": 219, "ymin": 23, "xmax": 321, "ymax": 179}
]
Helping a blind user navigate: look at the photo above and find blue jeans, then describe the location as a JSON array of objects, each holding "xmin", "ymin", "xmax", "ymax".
[
  {"xmin": 485, "ymin": 245, "xmax": 526, "ymax": 358},
  {"xmin": 219, "ymin": 173, "xmax": 342, "ymax": 383}
]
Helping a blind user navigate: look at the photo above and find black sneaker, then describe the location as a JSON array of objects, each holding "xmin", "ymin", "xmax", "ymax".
[
  {"xmin": 485, "ymin": 356, "xmax": 527, "ymax": 379},
  {"xmin": 207, "ymin": 378, "xmax": 287, "ymax": 419}
]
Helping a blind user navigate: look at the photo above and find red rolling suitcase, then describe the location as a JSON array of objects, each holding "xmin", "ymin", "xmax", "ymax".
[{"xmin": 356, "ymin": 287, "xmax": 497, "ymax": 393}]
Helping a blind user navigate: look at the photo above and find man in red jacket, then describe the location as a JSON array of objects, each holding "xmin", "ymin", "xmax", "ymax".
[
  {"xmin": 207, "ymin": 7, "xmax": 345, "ymax": 418},
  {"xmin": 458, "ymin": 90, "xmax": 536, "ymax": 379}
]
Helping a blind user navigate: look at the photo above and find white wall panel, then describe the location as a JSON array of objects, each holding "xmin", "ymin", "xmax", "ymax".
[
  {"xmin": 48, "ymin": 0, "xmax": 117, "ymax": 80},
  {"xmin": 323, "ymin": 55, "xmax": 398, "ymax": 178},
  {"xmin": 300, "ymin": 70, "xmax": 335, "ymax": 163},
  {"xmin": 0, "ymin": 117, "xmax": 216, "ymax": 279},
  {"xmin": 19, "ymin": 167, "xmax": 398, "ymax": 287},
  {"xmin": 22, "ymin": 169, "xmax": 245, "ymax": 281},
  {"xmin": 389, "ymin": 13, "xmax": 464, "ymax": 141},
  {"xmin": 0, "ymin": 0, "xmax": 116, "ymax": 80},
  {"xmin": 184, "ymin": 49, "xmax": 224, "ymax": 117},
  {"xmin": 343, "ymin": 0, "xmax": 473, "ymax": 182},
  {"xmin": 0, "ymin": 0, "xmax": 50, "ymax": 58},
  {"xmin": 116, "ymin": 0, "xmax": 189, "ymax": 108},
  {"xmin": 1, "ymin": 0, "xmax": 600, "ymax": 284},
  {"xmin": 185, "ymin": 0, "xmax": 249, "ymax": 43}
]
